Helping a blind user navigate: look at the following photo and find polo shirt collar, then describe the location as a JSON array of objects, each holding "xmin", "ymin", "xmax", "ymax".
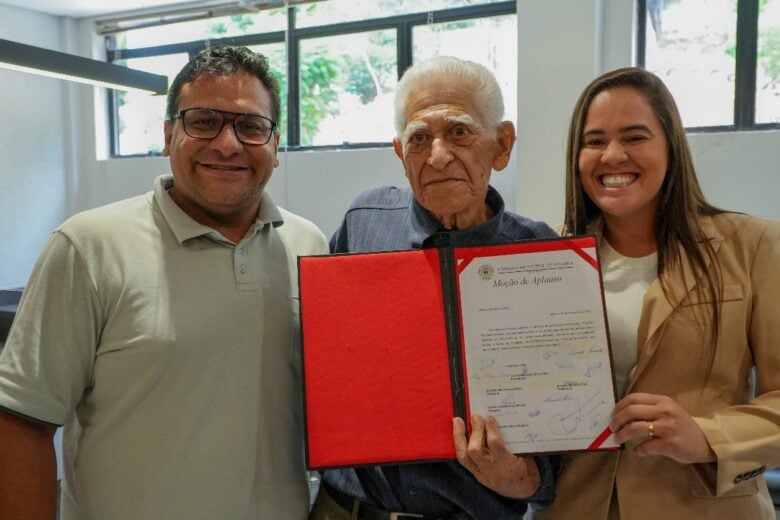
[
  {"xmin": 153, "ymin": 174, "xmax": 284, "ymax": 245},
  {"xmin": 410, "ymin": 185, "xmax": 506, "ymax": 248}
]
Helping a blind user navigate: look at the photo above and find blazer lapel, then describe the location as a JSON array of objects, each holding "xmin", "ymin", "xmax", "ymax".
[{"xmin": 626, "ymin": 215, "xmax": 724, "ymax": 392}]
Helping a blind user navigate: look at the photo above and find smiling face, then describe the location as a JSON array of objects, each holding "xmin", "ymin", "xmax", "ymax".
[
  {"xmin": 163, "ymin": 72, "xmax": 279, "ymax": 237},
  {"xmin": 578, "ymin": 86, "xmax": 669, "ymax": 228},
  {"xmin": 393, "ymin": 75, "xmax": 514, "ymax": 230}
]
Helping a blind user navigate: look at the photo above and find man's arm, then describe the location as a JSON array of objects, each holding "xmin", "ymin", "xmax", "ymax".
[{"xmin": 0, "ymin": 408, "xmax": 58, "ymax": 520}]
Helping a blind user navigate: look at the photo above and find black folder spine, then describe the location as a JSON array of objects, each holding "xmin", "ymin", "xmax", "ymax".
[{"xmin": 439, "ymin": 247, "xmax": 467, "ymax": 421}]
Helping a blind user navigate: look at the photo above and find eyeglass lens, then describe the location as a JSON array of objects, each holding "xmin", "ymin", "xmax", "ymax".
[{"xmin": 182, "ymin": 109, "xmax": 274, "ymax": 145}]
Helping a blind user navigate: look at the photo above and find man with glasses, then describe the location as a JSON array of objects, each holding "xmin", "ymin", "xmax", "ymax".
[{"xmin": 0, "ymin": 46, "xmax": 327, "ymax": 519}]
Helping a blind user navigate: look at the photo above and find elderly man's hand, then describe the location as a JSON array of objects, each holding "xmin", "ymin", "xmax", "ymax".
[{"xmin": 453, "ymin": 415, "xmax": 540, "ymax": 499}]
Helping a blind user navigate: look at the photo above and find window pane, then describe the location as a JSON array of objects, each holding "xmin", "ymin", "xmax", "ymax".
[
  {"xmin": 756, "ymin": 0, "xmax": 780, "ymax": 124},
  {"xmin": 247, "ymin": 43, "xmax": 288, "ymax": 148},
  {"xmin": 115, "ymin": 9, "xmax": 287, "ymax": 49},
  {"xmin": 296, "ymin": 0, "xmax": 506, "ymax": 28},
  {"xmin": 116, "ymin": 53, "xmax": 189, "ymax": 156},
  {"xmin": 643, "ymin": 0, "xmax": 737, "ymax": 127},
  {"xmin": 299, "ymin": 30, "xmax": 398, "ymax": 146},
  {"xmin": 413, "ymin": 15, "xmax": 517, "ymax": 125}
]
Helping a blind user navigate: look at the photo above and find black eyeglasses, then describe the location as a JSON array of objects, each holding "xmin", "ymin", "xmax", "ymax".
[{"xmin": 173, "ymin": 108, "xmax": 277, "ymax": 145}]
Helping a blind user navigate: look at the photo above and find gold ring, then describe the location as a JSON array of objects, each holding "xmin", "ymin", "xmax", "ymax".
[{"xmin": 648, "ymin": 421, "xmax": 655, "ymax": 439}]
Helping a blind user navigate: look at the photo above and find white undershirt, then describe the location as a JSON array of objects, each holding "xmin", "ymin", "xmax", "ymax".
[{"xmin": 600, "ymin": 239, "xmax": 658, "ymax": 397}]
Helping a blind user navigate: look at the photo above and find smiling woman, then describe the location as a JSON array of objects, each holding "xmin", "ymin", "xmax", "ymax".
[
  {"xmin": 577, "ymin": 86, "xmax": 668, "ymax": 256},
  {"xmin": 536, "ymin": 67, "xmax": 780, "ymax": 520}
]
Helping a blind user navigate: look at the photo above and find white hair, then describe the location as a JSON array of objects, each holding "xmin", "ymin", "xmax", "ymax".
[
  {"xmin": 400, "ymin": 114, "xmax": 481, "ymax": 145},
  {"xmin": 393, "ymin": 56, "xmax": 505, "ymax": 137}
]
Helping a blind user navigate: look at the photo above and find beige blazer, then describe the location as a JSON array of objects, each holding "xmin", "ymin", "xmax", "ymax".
[{"xmin": 535, "ymin": 213, "xmax": 780, "ymax": 520}]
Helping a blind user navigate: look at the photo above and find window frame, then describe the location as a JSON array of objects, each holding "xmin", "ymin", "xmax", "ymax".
[
  {"xmin": 636, "ymin": 0, "xmax": 778, "ymax": 132},
  {"xmin": 106, "ymin": 1, "xmax": 516, "ymax": 157}
]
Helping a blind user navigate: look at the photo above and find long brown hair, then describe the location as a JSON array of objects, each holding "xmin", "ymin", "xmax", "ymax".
[{"xmin": 563, "ymin": 67, "xmax": 724, "ymax": 359}]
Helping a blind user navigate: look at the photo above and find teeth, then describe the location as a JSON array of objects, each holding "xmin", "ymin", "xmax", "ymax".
[
  {"xmin": 601, "ymin": 174, "xmax": 636, "ymax": 187},
  {"xmin": 206, "ymin": 164, "xmax": 242, "ymax": 171}
]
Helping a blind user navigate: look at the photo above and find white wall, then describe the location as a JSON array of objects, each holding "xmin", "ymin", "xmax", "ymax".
[
  {"xmin": 1, "ymin": 0, "xmax": 779, "ymax": 289},
  {"xmin": 689, "ymin": 131, "xmax": 780, "ymax": 219},
  {"xmin": 516, "ymin": 0, "xmax": 635, "ymax": 227},
  {"xmin": 0, "ymin": 6, "xmax": 68, "ymax": 288}
]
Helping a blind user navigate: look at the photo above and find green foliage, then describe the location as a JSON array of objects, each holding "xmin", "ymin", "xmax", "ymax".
[
  {"xmin": 342, "ymin": 57, "xmax": 377, "ymax": 103},
  {"xmin": 267, "ymin": 60, "xmax": 288, "ymax": 147},
  {"xmin": 299, "ymin": 52, "xmax": 339, "ymax": 144},
  {"xmin": 343, "ymin": 32, "xmax": 396, "ymax": 103},
  {"xmin": 759, "ymin": 27, "xmax": 780, "ymax": 83},
  {"xmin": 116, "ymin": 85, "xmax": 127, "ymax": 108},
  {"xmin": 208, "ymin": 14, "xmax": 255, "ymax": 36},
  {"xmin": 199, "ymin": 10, "xmax": 399, "ymax": 145},
  {"xmin": 116, "ymin": 90, "xmax": 127, "ymax": 134},
  {"xmin": 231, "ymin": 14, "xmax": 256, "ymax": 32},
  {"xmin": 209, "ymin": 22, "xmax": 228, "ymax": 35},
  {"xmin": 430, "ymin": 20, "xmax": 474, "ymax": 32},
  {"xmin": 376, "ymin": 0, "xmax": 416, "ymax": 9},
  {"xmin": 716, "ymin": 2, "xmax": 780, "ymax": 96}
]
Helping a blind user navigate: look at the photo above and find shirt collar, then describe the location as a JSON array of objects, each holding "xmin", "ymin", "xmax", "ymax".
[
  {"xmin": 409, "ymin": 186, "xmax": 506, "ymax": 248},
  {"xmin": 153, "ymin": 174, "xmax": 284, "ymax": 245}
]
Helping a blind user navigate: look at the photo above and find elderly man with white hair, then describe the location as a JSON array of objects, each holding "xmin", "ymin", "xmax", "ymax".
[{"xmin": 309, "ymin": 56, "xmax": 558, "ymax": 520}]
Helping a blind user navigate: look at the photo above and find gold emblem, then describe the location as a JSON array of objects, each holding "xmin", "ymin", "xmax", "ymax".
[{"xmin": 478, "ymin": 264, "xmax": 494, "ymax": 280}]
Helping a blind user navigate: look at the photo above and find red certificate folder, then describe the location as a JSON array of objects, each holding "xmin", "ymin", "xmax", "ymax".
[{"xmin": 299, "ymin": 236, "xmax": 617, "ymax": 470}]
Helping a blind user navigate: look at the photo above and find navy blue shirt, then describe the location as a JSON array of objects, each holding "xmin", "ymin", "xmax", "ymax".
[{"xmin": 323, "ymin": 186, "xmax": 558, "ymax": 520}]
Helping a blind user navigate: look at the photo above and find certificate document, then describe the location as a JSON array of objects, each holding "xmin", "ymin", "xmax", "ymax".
[
  {"xmin": 456, "ymin": 240, "xmax": 619, "ymax": 453},
  {"xmin": 299, "ymin": 236, "xmax": 618, "ymax": 470}
]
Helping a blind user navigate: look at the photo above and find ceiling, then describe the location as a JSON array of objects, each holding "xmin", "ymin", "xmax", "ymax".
[{"xmin": 1, "ymin": 0, "xmax": 202, "ymax": 19}]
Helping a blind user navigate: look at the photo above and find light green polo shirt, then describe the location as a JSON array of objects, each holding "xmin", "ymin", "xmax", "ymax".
[{"xmin": 0, "ymin": 175, "xmax": 328, "ymax": 519}]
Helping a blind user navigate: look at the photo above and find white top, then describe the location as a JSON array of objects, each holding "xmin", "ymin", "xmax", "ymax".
[
  {"xmin": 0, "ymin": 175, "xmax": 328, "ymax": 519},
  {"xmin": 600, "ymin": 239, "xmax": 658, "ymax": 397}
]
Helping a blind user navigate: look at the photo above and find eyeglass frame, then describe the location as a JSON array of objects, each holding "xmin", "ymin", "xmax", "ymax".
[{"xmin": 171, "ymin": 107, "xmax": 278, "ymax": 145}]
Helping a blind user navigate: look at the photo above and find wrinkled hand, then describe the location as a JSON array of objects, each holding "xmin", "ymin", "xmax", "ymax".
[
  {"xmin": 609, "ymin": 392, "xmax": 716, "ymax": 464},
  {"xmin": 453, "ymin": 415, "xmax": 540, "ymax": 499}
]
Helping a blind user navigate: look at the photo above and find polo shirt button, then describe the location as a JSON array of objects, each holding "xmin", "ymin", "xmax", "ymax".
[
  {"xmin": 239, "ymin": 265, "xmax": 247, "ymax": 274},
  {"xmin": 236, "ymin": 248, "xmax": 244, "ymax": 255},
  {"xmin": 409, "ymin": 488, "xmax": 416, "ymax": 496}
]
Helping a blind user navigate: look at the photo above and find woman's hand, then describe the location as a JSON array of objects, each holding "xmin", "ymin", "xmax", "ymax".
[
  {"xmin": 610, "ymin": 392, "xmax": 716, "ymax": 464},
  {"xmin": 453, "ymin": 414, "xmax": 540, "ymax": 498}
]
